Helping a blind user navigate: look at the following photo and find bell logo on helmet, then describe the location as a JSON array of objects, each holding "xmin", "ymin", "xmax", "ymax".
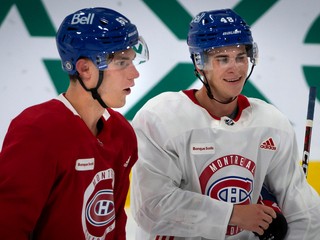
[{"xmin": 71, "ymin": 13, "xmax": 95, "ymax": 25}]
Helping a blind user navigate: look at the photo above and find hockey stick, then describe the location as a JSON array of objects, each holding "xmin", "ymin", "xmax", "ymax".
[{"xmin": 302, "ymin": 86, "xmax": 317, "ymax": 178}]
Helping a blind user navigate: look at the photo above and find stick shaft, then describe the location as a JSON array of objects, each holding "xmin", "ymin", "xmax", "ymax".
[{"xmin": 302, "ymin": 87, "xmax": 316, "ymax": 177}]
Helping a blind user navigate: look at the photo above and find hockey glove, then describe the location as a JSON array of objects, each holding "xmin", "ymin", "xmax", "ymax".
[{"xmin": 254, "ymin": 186, "xmax": 288, "ymax": 240}]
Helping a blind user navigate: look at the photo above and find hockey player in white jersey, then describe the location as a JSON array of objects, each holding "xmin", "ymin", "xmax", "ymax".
[{"xmin": 130, "ymin": 8, "xmax": 320, "ymax": 240}]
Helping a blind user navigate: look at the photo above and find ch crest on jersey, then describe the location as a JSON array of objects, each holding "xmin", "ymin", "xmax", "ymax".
[
  {"xmin": 86, "ymin": 189, "xmax": 115, "ymax": 226},
  {"xmin": 82, "ymin": 169, "xmax": 116, "ymax": 239},
  {"xmin": 199, "ymin": 155, "xmax": 256, "ymax": 236},
  {"xmin": 207, "ymin": 176, "xmax": 253, "ymax": 204}
]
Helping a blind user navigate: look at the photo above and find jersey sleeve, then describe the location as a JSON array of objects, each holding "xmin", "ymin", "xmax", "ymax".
[
  {"xmin": 107, "ymin": 110, "xmax": 139, "ymax": 239},
  {"xmin": 113, "ymin": 181, "xmax": 128, "ymax": 239},
  {"xmin": 114, "ymin": 144, "xmax": 138, "ymax": 239},
  {"xmin": 130, "ymin": 108, "xmax": 233, "ymax": 239},
  {"xmin": 0, "ymin": 118, "xmax": 57, "ymax": 239},
  {"xmin": 265, "ymin": 127, "xmax": 320, "ymax": 239}
]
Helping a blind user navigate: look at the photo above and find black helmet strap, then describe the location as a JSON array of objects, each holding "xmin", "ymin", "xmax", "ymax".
[
  {"xmin": 194, "ymin": 69, "xmax": 237, "ymax": 104},
  {"xmin": 76, "ymin": 70, "xmax": 109, "ymax": 108},
  {"xmin": 193, "ymin": 66, "xmax": 255, "ymax": 105}
]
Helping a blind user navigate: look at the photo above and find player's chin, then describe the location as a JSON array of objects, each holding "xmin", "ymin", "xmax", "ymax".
[
  {"xmin": 112, "ymin": 99, "xmax": 126, "ymax": 109},
  {"xmin": 104, "ymin": 96, "xmax": 126, "ymax": 109},
  {"xmin": 118, "ymin": 96, "xmax": 128, "ymax": 108}
]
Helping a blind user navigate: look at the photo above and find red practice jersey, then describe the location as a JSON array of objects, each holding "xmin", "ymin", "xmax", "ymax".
[{"xmin": 0, "ymin": 95, "xmax": 137, "ymax": 239}]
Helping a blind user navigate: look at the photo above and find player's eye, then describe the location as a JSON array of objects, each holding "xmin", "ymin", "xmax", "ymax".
[
  {"xmin": 113, "ymin": 59, "xmax": 131, "ymax": 68},
  {"xmin": 236, "ymin": 55, "xmax": 247, "ymax": 63},
  {"xmin": 215, "ymin": 57, "xmax": 229, "ymax": 65}
]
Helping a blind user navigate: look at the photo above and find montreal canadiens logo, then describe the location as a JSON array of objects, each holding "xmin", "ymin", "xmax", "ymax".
[
  {"xmin": 86, "ymin": 189, "xmax": 115, "ymax": 226},
  {"xmin": 207, "ymin": 176, "xmax": 253, "ymax": 204}
]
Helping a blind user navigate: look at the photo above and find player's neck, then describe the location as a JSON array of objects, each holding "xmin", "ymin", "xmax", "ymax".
[
  {"xmin": 195, "ymin": 87, "xmax": 238, "ymax": 118},
  {"xmin": 65, "ymin": 87, "xmax": 105, "ymax": 136}
]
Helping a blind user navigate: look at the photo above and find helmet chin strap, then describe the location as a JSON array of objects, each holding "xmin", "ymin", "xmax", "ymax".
[
  {"xmin": 194, "ymin": 70, "xmax": 237, "ymax": 104},
  {"xmin": 194, "ymin": 64, "xmax": 255, "ymax": 105},
  {"xmin": 76, "ymin": 70, "xmax": 109, "ymax": 108}
]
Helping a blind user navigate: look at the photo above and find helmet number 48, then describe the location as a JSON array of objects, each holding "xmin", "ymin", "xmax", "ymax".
[{"xmin": 220, "ymin": 17, "xmax": 234, "ymax": 23}]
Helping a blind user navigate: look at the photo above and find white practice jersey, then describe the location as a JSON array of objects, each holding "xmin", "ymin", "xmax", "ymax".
[{"xmin": 130, "ymin": 90, "xmax": 320, "ymax": 240}]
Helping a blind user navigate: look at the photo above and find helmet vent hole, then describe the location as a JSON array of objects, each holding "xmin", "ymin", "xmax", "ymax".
[
  {"xmin": 67, "ymin": 27, "xmax": 78, "ymax": 32},
  {"xmin": 97, "ymin": 37, "xmax": 112, "ymax": 44},
  {"xmin": 100, "ymin": 18, "xmax": 108, "ymax": 25},
  {"xmin": 203, "ymin": 18, "xmax": 209, "ymax": 24}
]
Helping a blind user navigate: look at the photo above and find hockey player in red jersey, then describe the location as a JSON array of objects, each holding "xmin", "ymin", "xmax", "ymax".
[
  {"xmin": 0, "ymin": 7, "xmax": 148, "ymax": 239},
  {"xmin": 130, "ymin": 9, "xmax": 320, "ymax": 239}
]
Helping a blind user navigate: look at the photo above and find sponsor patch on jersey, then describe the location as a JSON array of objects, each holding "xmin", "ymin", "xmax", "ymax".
[
  {"xmin": 260, "ymin": 137, "xmax": 277, "ymax": 151},
  {"xmin": 190, "ymin": 143, "xmax": 215, "ymax": 155},
  {"xmin": 75, "ymin": 158, "xmax": 95, "ymax": 171}
]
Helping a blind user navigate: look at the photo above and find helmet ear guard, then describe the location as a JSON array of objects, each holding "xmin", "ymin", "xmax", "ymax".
[
  {"xmin": 191, "ymin": 52, "xmax": 205, "ymax": 70},
  {"xmin": 247, "ymin": 42, "xmax": 259, "ymax": 66}
]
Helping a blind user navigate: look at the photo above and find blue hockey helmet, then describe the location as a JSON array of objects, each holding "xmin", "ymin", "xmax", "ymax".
[
  {"xmin": 56, "ymin": 7, "xmax": 148, "ymax": 75},
  {"xmin": 187, "ymin": 9, "xmax": 258, "ymax": 69}
]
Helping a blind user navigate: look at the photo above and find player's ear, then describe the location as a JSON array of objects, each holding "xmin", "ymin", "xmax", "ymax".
[{"xmin": 75, "ymin": 59, "xmax": 91, "ymax": 78}]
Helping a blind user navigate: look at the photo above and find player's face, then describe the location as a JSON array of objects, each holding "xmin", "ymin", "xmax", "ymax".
[
  {"xmin": 203, "ymin": 45, "xmax": 249, "ymax": 101},
  {"xmin": 99, "ymin": 48, "xmax": 139, "ymax": 108}
]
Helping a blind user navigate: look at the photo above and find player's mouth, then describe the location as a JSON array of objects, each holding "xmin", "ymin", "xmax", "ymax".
[
  {"xmin": 124, "ymin": 88, "xmax": 131, "ymax": 95},
  {"xmin": 224, "ymin": 77, "xmax": 241, "ymax": 82}
]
